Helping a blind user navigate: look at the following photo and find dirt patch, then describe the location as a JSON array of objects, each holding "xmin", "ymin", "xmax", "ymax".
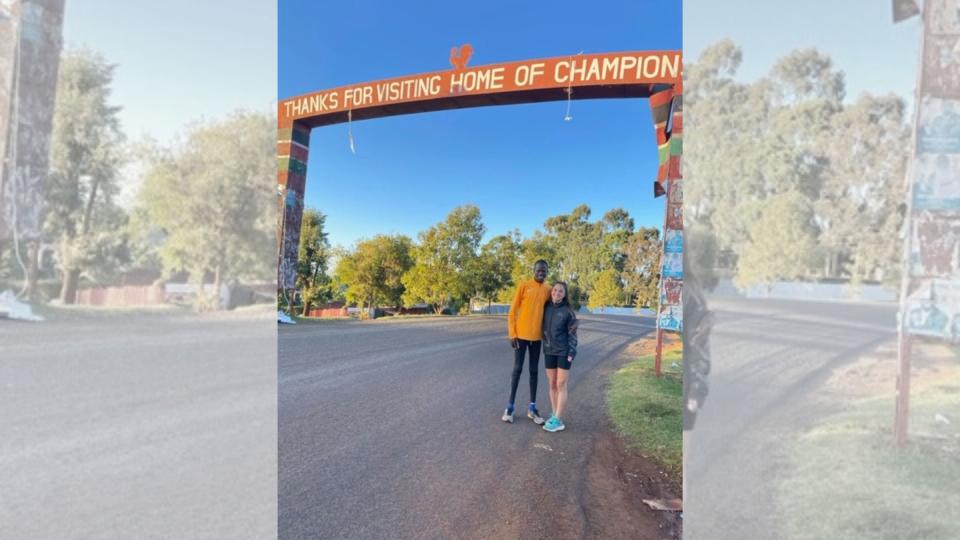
[
  {"xmin": 824, "ymin": 339, "xmax": 958, "ymax": 399},
  {"xmin": 822, "ymin": 340, "xmax": 899, "ymax": 398},
  {"xmin": 624, "ymin": 332, "xmax": 682, "ymax": 358},
  {"xmin": 583, "ymin": 430, "xmax": 682, "ymax": 540},
  {"xmin": 472, "ymin": 472, "xmax": 587, "ymax": 540}
]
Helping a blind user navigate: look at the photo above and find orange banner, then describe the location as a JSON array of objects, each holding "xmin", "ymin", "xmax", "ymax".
[{"xmin": 279, "ymin": 51, "xmax": 681, "ymax": 126}]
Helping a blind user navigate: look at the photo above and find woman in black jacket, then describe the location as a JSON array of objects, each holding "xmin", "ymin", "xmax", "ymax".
[{"xmin": 541, "ymin": 281, "xmax": 578, "ymax": 432}]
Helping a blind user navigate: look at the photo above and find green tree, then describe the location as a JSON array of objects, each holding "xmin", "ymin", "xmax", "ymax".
[
  {"xmin": 589, "ymin": 268, "xmax": 624, "ymax": 309},
  {"xmin": 124, "ymin": 205, "xmax": 165, "ymax": 281},
  {"xmin": 623, "ymin": 227, "xmax": 661, "ymax": 308},
  {"xmin": 469, "ymin": 233, "xmax": 518, "ymax": 309},
  {"xmin": 45, "ymin": 49, "xmax": 128, "ymax": 303},
  {"xmin": 601, "ymin": 208, "xmax": 635, "ymax": 232},
  {"xmin": 814, "ymin": 94, "xmax": 908, "ymax": 285},
  {"xmin": 735, "ymin": 191, "xmax": 818, "ymax": 291},
  {"xmin": 686, "ymin": 42, "xmax": 843, "ymax": 260},
  {"xmin": 685, "ymin": 222, "xmax": 718, "ymax": 291},
  {"xmin": 335, "ymin": 234, "xmax": 413, "ymax": 315},
  {"xmin": 684, "ymin": 40, "xmax": 758, "ymax": 259},
  {"xmin": 379, "ymin": 235, "xmax": 415, "ymax": 309},
  {"xmin": 685, "ymin": 41, "xmax": 907, "ymax": 289},
  {"xmin": 402, "ymin": 205, "xmax": 484, "ymax": 313},
  {"xmin": 599, "ymin": 208, "xmax": 635, "ymax": 274},
  {"xmin": 139, "ymin": 111, "xmax": 275, "ymax": 309},
  {"xmin": 543, "ymin": 204, "xmax": 601, "ymax": 303},
  {"xmin": 401, "ymin": 260, "xmax": 456, "ymax": 314},
  {"xmin": 296, "ymin": 208, "xmax": 332, "ymax": 316},
  {"xmin": 442, "ymin": 204, "xmax": 485, "ymax": 301}
]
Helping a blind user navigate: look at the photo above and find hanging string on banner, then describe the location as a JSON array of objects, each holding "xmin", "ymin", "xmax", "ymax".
[
  {"xmin": 563, "ymin": 51, "xmax": 584, "ymax": 122},
  {"xmin": 347, "ymin": 109, "xmax": 356, "ymax": 154}
]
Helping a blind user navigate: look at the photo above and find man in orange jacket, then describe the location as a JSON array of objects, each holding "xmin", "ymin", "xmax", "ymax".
[{"xmin": 502, "ymin": 260, "xmax": 552, "ymax": 425}]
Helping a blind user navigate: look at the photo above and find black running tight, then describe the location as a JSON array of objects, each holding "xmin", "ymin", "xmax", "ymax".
[{"xmin": 509, "ymin": 339, "xmax": 540, "ymax": 405}]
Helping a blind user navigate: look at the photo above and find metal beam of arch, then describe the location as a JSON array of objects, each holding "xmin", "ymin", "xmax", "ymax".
[
  {"xmin": 286, "ymin": 82, "xmax": 675, "ymax": 129},
  {"xmin": 278, "ymin": 51, "xmax": 681, "ymax": 128}
]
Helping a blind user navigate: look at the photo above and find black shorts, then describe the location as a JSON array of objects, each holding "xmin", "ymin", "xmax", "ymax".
[{"xmin": 544, "ymin": 354, "xmax": 572, "ymax": 370}]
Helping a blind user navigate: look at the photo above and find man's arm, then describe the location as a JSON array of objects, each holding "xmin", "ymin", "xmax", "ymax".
[{"xmin": 507, "ymin": 283, "xmax": 523, "ymax": 341}]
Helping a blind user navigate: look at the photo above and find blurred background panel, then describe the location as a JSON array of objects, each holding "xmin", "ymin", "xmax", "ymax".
[
  {"xmin": 684, "ymin": 1, "xmax": 959, "ymax": 538},
  {"xmin": 0, "ymin": 1, "xmax": 277, "ymax": 538}
]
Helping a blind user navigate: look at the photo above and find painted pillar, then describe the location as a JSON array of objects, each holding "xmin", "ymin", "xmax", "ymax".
[
  {"xmin": 0, "ymin": 0, "xmax": 65, "ymax": 244},
  {"xmin": 0, "ymin": 1, "xmax": 20, "ymax": 219},
  {"xmin": 277, "ymin": 122, "xmax": 310, "ymax": 305},
  {"xmin": 650, "ymin": 81, "xmax": 684, "ymax": 375},
  {"xmin": 894, "ymin": 0, "xmax": 960, "ymax": 445}
]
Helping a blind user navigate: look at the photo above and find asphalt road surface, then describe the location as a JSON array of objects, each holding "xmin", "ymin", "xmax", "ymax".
[
  {"xmin": 683, "ymin": 297, "xmax": 897, "ymax": 540},
  {"xmin": 279, "ymin": 313, "xmax": 655, "ymax": 539},
  {"xmin": 1, "ymin": 309, "xmax": 277, "ymax": 539}
]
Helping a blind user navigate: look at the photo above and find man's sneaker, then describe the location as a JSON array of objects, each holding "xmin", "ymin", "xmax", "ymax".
[
  {"xmin": 527, "ymin": 405, "xmax": 545, "ymax": 425},
  {"xmin": 501, "ymin": 408, "xmax": 514, "ymax": 423},
  {"xmin": 544, "ymin": 416, "xmax": 566, "ymax": 432}
]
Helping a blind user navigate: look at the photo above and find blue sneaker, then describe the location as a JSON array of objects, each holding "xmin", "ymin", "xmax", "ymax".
[
  {"xmin": 527, "ymin": 404, "xmax": 545, "ymax": 425},
  {"xmin": 501, "ymin": 407, "xmax": 514, "ymax": 423},
  {"xmin": 543, "ymin": 416, "xmax": 565, "ymax": 433}
]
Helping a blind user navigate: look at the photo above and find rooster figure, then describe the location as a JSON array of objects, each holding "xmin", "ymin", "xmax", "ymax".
[{"xmin": 449, "ymin": 44, "xmax": 473, "ymax": 70}]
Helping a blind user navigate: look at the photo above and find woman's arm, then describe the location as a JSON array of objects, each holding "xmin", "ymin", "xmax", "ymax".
[{"xmin": 567, "ymin": 309, "xmax": 578, "ymax": 359}]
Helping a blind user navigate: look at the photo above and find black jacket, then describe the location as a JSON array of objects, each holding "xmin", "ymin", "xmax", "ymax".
[{"xmin": 542, "ymin": 301, "xmax": 578, "ymax": 358}]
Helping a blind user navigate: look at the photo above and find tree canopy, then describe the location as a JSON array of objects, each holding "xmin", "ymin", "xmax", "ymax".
[
  {"xmin": 138, "ymin": 111, "xmax": 275, "ymax": 307},
  {"xmin": 685, "ymin": 40, "xmax": 909, "ymax": 290}
]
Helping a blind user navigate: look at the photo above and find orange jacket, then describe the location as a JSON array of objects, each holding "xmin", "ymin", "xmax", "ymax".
[{"xmin": 508, "ymin": 279, "xmax": 553, "ymax": 341}]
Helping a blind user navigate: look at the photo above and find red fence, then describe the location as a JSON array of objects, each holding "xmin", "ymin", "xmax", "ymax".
[
  {"xmin": 75, "ymin": 286, "xmax": 165, "ymax": 307},
  {"xmin": 306, "ymin": 307, "xmax": 349, "ymax": 318}
]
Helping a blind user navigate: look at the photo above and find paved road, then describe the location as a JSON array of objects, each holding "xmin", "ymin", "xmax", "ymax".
[
  {"xmin": 0, "ymin": 310, "xmax": 277, "ymax": 539},
  {"xmin": 279, "ymin": 314, "xmax": 655, "ymax": 539},
  {"xmin": 683, "ymin": 297, "xmax": 897, "ymax": 540}
]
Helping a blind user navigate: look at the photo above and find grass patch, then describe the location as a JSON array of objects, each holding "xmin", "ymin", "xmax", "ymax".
[
  {"xmin": 291, "ymin": 315, "xmax": 353, "ymax": 324},
  {"xmin": 779, "ymin": 357, "xmax": 960, "ymax": 540},
  {"xmin": 29, "ymin": 302, "xmax": 187, "ymax": 321},
  {"xmin": 607, "ymin": 348, "xmax": 683, "ymax": 474}
]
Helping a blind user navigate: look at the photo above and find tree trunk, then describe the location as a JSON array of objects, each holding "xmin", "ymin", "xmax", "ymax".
[
  {"xmin": 26, "ymin": 241, "xmax": 39, "ymax": 301},
  {"xmin": 195, "ymin": 273, "xmax": 206, "ymax": 312},
  {"xmin": 302, "ymin": 300, "xmax": 312, "ymax": 317},
  {"xmin": 213, "ymin": 264, "xmax": 223, "ymax": 311},
  {"xmin": 80, "ymin": 176, "xmax": 101, "ymax": 236},
  {"xmin": 53, "ymin": 173, "xmax": 100, "ymax": 307},
  {"xmin": 60, "ymin": 268, "xmax": 81, "ymax": 304}
]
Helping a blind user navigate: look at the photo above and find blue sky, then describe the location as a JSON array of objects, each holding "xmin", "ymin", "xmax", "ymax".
[
  {"xmin": 685, "ymin": 0, "xmax": 921, "ymax": 106},
  {"xmin": 60, "ymin": 1, "xmax": 921, "ymax": 249},
  {"xmin": 62, "ymin": 1, "xmax": 276, "ymax": 144},
  {"xmin": 279, "ymin": 1, "xmax": 682, "ymax": 249}
]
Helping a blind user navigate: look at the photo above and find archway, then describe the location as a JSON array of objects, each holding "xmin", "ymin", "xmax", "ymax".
[{"xmin": 276, "ymin": 49, "xmax": 684, "ymax": 358}]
